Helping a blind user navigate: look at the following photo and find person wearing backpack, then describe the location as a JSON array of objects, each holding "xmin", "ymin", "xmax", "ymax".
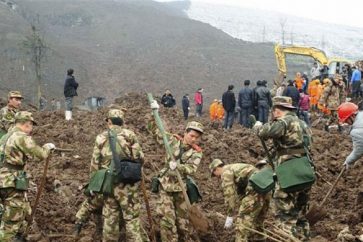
[
  {"xmin": 83, "ymin": 109, "xmax": 149, "ymax": 242},
  {"xmin": 253, "ymin": 96, "xmax": 314, "ymax": 241},
  {"xmin": 209, "ymin": 159, "xmax": 271, "ymax": 242}
]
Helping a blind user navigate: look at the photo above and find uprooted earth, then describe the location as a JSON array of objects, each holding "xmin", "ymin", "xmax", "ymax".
[{"xmin": 21, "ymin": 93, "xmax": 363, "ymax": 242}]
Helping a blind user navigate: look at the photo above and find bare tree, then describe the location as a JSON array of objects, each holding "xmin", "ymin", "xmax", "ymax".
[
  {"xmin": 290, "ymin": 27, "xmax": 294, "ymax": 45},
  {"xmin": 22, "ymin": 24, "xmax": 47, "ymax": 108},
  {"xmin": 279, "ymin": 18, "xmax": 287, "ymax": 45}
]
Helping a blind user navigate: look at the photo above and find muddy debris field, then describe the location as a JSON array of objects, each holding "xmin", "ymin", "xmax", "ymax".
[{"xmin": 22, "ymin": 93, "xmax": 363, "ymax": 242}]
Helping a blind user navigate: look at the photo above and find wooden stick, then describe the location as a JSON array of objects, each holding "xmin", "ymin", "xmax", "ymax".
[
  {"xmin": 140, "ymin": 172, "xmax": 156, "ymax": 242},
  {"xmin": 239, "ymin": 225, "xmax": 284, "ymax": 242},
  {"xmin": 25, "ymin": 154, "xmax": 52, "ymax": 236}
]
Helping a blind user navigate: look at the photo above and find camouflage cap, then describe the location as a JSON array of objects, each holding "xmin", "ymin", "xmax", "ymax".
[
  {"xmin": 14, "ymin": 111, "xmax": 37, "ymax": 125},
  {"xmin": 185, "ymin": 121, "xmax": 204, "ymax": 134},
  {"xmin": 8, "ymin": 91, "xmax": 23, "ymax": 99},
  {"xmin": 272, "ymin": 96, "xmax": 296, "ymax": 109},
  {"xmin": 209, "ymin": 159, "xmax": 224, "ymax": 175},
  {"xmin": 106, "ymin": 109, "xmax": 124, "ymax": 121}
]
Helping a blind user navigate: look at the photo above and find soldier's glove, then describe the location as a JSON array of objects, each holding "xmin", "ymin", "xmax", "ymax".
[
  {"xmin": 343, "ymin": 160, "xmax": 351, "ymax": 170},
  {"xmin": 224, "ymin": 216, "xmax": 233, "ymax": 229},
  {"xmin": 252, "ymin": 121, "xmax": 263, "ymax": 133},
  {"xmin": 169, "ymin": 161, "xmax": 177, "ymax": 171},
  {"xmin": 43, "ymin": 143, "xmax": 56, "ymax": 150},
  {"xmin": 150, "ymin": 100, "xmax": 160, "ymax": 110}
]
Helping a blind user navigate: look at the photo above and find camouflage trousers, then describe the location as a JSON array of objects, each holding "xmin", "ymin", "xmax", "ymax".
[
  {"xmin": 103, "ymin": 183, "xmax": 149, "ymax": 242},
  {"xmin": 0, "ymin": 188, "xmax": 31, "ymax": 241},
  {"xmin": 235, "ymin": 192, "xmax": 270, "ymax": 242},
  {"xmin": 75, "ymin": 194, "xmax": 103, "ymax": 224},
  {"xmin": 157, "ymin": 188, "xmax": 194, "ymax": 242},
  {"xmin": 326, "ymin": 110, "xmax": 339, "ymax": 126},
  {"xmin": 273, "ymin": 184, "xmax": 310, "ymax": 241}
]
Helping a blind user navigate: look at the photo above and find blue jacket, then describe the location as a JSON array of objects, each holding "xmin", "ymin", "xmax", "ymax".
[
  {"xmin": 351, "ymin": 69, "xmax": 362, "ymax": 82},
  {"xmin": 283, "ymin": 85, "xmax": 300, "ymax": 107},
  {"xmin": 238, "ymin": 87, "xmax": 253, "ymax": 108}
]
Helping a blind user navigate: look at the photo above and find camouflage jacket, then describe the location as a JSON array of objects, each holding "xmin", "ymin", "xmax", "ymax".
[
  {"xmin": 221, "ymin": 163, "xmax": 256, "ymax": 216},
  {"xmin": 0, "ymin": 106, "xmax": 18, "ymax": 133},
  {"xmin": 148, "ymin": 121, "xmax": 202, "ymax": 192},
  {"xmin": 338, "ymin": 82, "xmax": 347, "ymax": 104},
  {"xmin": 257, "ymin": 112, "xmax": 305, "ymax": 164},
  {"xmin": 0, "ymin": 127, "xmax": 50, "ymax": 188},
  {"xmin": 90, "ymin": 126, "xmax": 144, "ymax": 175},
  {"xmin": 319, "ymin": 83, "xmax": 340, "ymax": 110}
]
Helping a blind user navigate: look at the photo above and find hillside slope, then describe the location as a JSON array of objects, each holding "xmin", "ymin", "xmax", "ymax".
[{"xmin": 0, "ymin": 0, "xmax": 281, "ymax": 105}]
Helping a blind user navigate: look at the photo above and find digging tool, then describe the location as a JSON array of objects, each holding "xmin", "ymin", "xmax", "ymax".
[
  {"xmin": 140, "ymin": 170, "xmax": 156, "ymax": 242},
  {"xmin": 147, "ymin": 93, "xmax": 209, "ymax": 235},
  {"xmin": 25, "ymin": 153, "xmax": 52, "ymax": 236},
  {"xmin": 306, "ymin": 166, "xmax": 345, "ymax": 226}
]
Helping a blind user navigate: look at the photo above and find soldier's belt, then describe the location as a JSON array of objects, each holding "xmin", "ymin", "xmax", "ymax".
[
  {"xmin": 0, "ymin": 161, "xmax": 24, "ymax": 171},
  {"xmin": 278, "ymin": 148, "xmax": 306, "ymax": 156}
]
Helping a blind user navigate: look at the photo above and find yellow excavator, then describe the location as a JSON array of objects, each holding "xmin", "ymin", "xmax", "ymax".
[{"xmin": 274, "ymin": 44, "xmax": 352, "ymax": 87}]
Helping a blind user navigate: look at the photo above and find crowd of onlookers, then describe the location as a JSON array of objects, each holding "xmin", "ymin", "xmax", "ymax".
[{"xmin": 159, "ymin": 62, "xmax": 362, "ymax": 131}]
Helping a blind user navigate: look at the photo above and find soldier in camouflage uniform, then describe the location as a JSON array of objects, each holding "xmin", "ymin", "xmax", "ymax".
[
  {"xmin": 319, "ymin": 77, "xmax": 343, "ymax": 132},
  {"xmin": 209, "ymin": 159, "xmax": 270, "ymax": 242},
  {"xmin": 0, "ymin": 91, "xmax": 23, "ymax": 139},
  {"xmin": 0, "ymin": 111, "xmax": 54, "ymax": 242},
  {"xmin": 253, "ymin": 96, "xmax": 312, "ymax": 241},
  {"xmin": 89, "ymin": 109, "xmax": 149, "ymax": 242},
  {"xmin": 149, "ymin": 99, "xmax": 204, "ymax": 242}
]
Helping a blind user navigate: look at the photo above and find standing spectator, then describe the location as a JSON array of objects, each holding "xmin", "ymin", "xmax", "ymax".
[
  {"xmin": 181, "ymin": 94, "xmax": 190, "ymax": 120},
  {"xmin": 39, "ymin": 96, "xmax": 47, "ymax": 111},
  {"xmin": 222, "ymin": 85, "xmax": 236, "ymax": 129},
  {"xmin": 351, "ymin": 66, "xmax": 362, "ymax": 99},
  {"xmin": 276, "ymin": 82, "xmax": 287, "ymax": 97},
  {"xmin": 302, "ymin": 72, "xmax": 309, "ymax": 93},
  {"xmin": 298, "ymin": 90, "xmax": 310, "ymax": 126},
  {"xmin": 320, "ymin": 65, "xmax": 329, "ymax": 81},
  {"xmin": 161, "ymin": 89, "xmax": 176, "ymax": 108},
  {"xmin": 310, "ymin": 62, "xmax": 321, "ymax": 80},
  {"xmin": 238, "ymin": 80, "xmax": 254, "ymax": 127},
  {"xmin": 252, "ymin": 80, "xmax": 262, "ymax": 118},
  {"xmin": 294, "ymin": 72, "xmax": 305, "ymax": 91},
  {"xmin": 51, "ymin": 98, "xmax": 56, "ymax": 111},
  {"xmin": 64, "ymin": 68, "xmax": 78, "ymax": 120},
  {"xmin": 194, "ymin": 88, "xmax": 203, "ymax": 117},
  {"xmin": 255, "ymin": 81, "xmax": 272, "ymax": 124},
  {"xmin": 283, "ymin": 80, "xmax": 300, "ymax": 108}
]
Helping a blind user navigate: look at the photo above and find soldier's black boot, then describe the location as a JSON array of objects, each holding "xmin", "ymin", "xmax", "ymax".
[
  {"xmin": 338, "ymin": 125, "xmax": 343, "ymax": 133},
  {"xmin": 73, "ymin": 222, "xmax": 83, "ymax": 236}
]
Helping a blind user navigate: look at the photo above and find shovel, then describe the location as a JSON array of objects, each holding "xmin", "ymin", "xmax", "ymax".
[
  {"xmin": 147, "ymin": 93, "xmax": 209, "ymax": 234},
  {"xmin": 306, "ymin": 166, "xmax": 345, "ymax": 226}
]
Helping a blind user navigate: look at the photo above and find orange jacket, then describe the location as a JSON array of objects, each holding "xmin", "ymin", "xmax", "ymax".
[
  {"xmin": 308, "ymin": 79, "xmax": 320, "ymax": 105},
  {"xmin": 210, "ymin": 101, "xmax": 224, "ymax": 120},
  {"xmin": 295, "ymin": 77, "xmax": 304, "ymax": 90}
]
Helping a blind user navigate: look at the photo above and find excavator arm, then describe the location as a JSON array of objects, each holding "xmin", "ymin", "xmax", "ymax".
[{"xmin": 274, "ymin": 44, "xmax": 329, "ymax": 76}]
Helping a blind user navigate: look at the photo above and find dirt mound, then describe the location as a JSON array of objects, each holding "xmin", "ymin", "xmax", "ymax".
[{"xmin": 23, "ymin": 93, "xmax": 363, "ymax": 241}]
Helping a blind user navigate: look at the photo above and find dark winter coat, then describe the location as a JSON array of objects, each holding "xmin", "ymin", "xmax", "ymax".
[
  {"xmin": 161, "ymin": 94, "xmax": 176, "ymax": 108},
  {"xmin": 255, "ymin": 86, "xmax": 272, "ymax": 107},
  {"xmin": 283, "ymin": 85, "xmax": 300, "ymax": 107},
  {"xmin": 238, "ymin": 87, "xmax": 254, "ymax": 108},
  {"xmin": 64, "ymin": 75, "xmax": 79, "ymax": 98},
  {"xmin": 222, "ymin": 90, "xmax": 236, "ymax": 112},
  {"xmin": 182, "ymin": 96, "xmax": 189, "ymax": 110}
]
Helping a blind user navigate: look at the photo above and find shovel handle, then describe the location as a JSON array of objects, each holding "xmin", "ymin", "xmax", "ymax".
[
  {"xmin": 25, "ymin": 153, "xmax": 52, "ymax": 235},
  {"xmin": 319, "ymin": 166, "xmax": 345, "ymax": 207}
]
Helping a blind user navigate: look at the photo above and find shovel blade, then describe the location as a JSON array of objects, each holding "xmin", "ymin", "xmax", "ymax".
[
  {"xmin": 188, "ymin": 204, "xmax": 210, "ymax": 234},
  {"xmin": 306, "ymin": 203, "xmax": 327, "ymax": 226}
]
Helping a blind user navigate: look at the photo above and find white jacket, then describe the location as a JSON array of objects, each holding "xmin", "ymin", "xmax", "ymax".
[{"xmin": 345, "ymin": 111, "xmax": 363, "ymax": 165}]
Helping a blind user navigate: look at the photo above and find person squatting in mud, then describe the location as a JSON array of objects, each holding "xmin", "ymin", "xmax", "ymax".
[
  {"xmin": 0, "ymin": 111, "xmax": 55, "ymax": 242},
  {"xmin": 209, "ymin": 159, "xmax": 271, "ymax": 242},
  {"xmin": 149, "ymin": 99, "xmax": 204, "ymax": 242}
]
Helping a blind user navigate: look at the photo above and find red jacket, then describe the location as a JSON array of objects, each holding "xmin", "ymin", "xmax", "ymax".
[{"xmin": 194, "ymin": 91, "xmax": 203, "ymax": 105}]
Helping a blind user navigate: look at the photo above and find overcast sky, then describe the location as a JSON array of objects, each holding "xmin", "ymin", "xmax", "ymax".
[{"xmin": 155, "ymin": 0, "xmax": 363, "ymax": 28}]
